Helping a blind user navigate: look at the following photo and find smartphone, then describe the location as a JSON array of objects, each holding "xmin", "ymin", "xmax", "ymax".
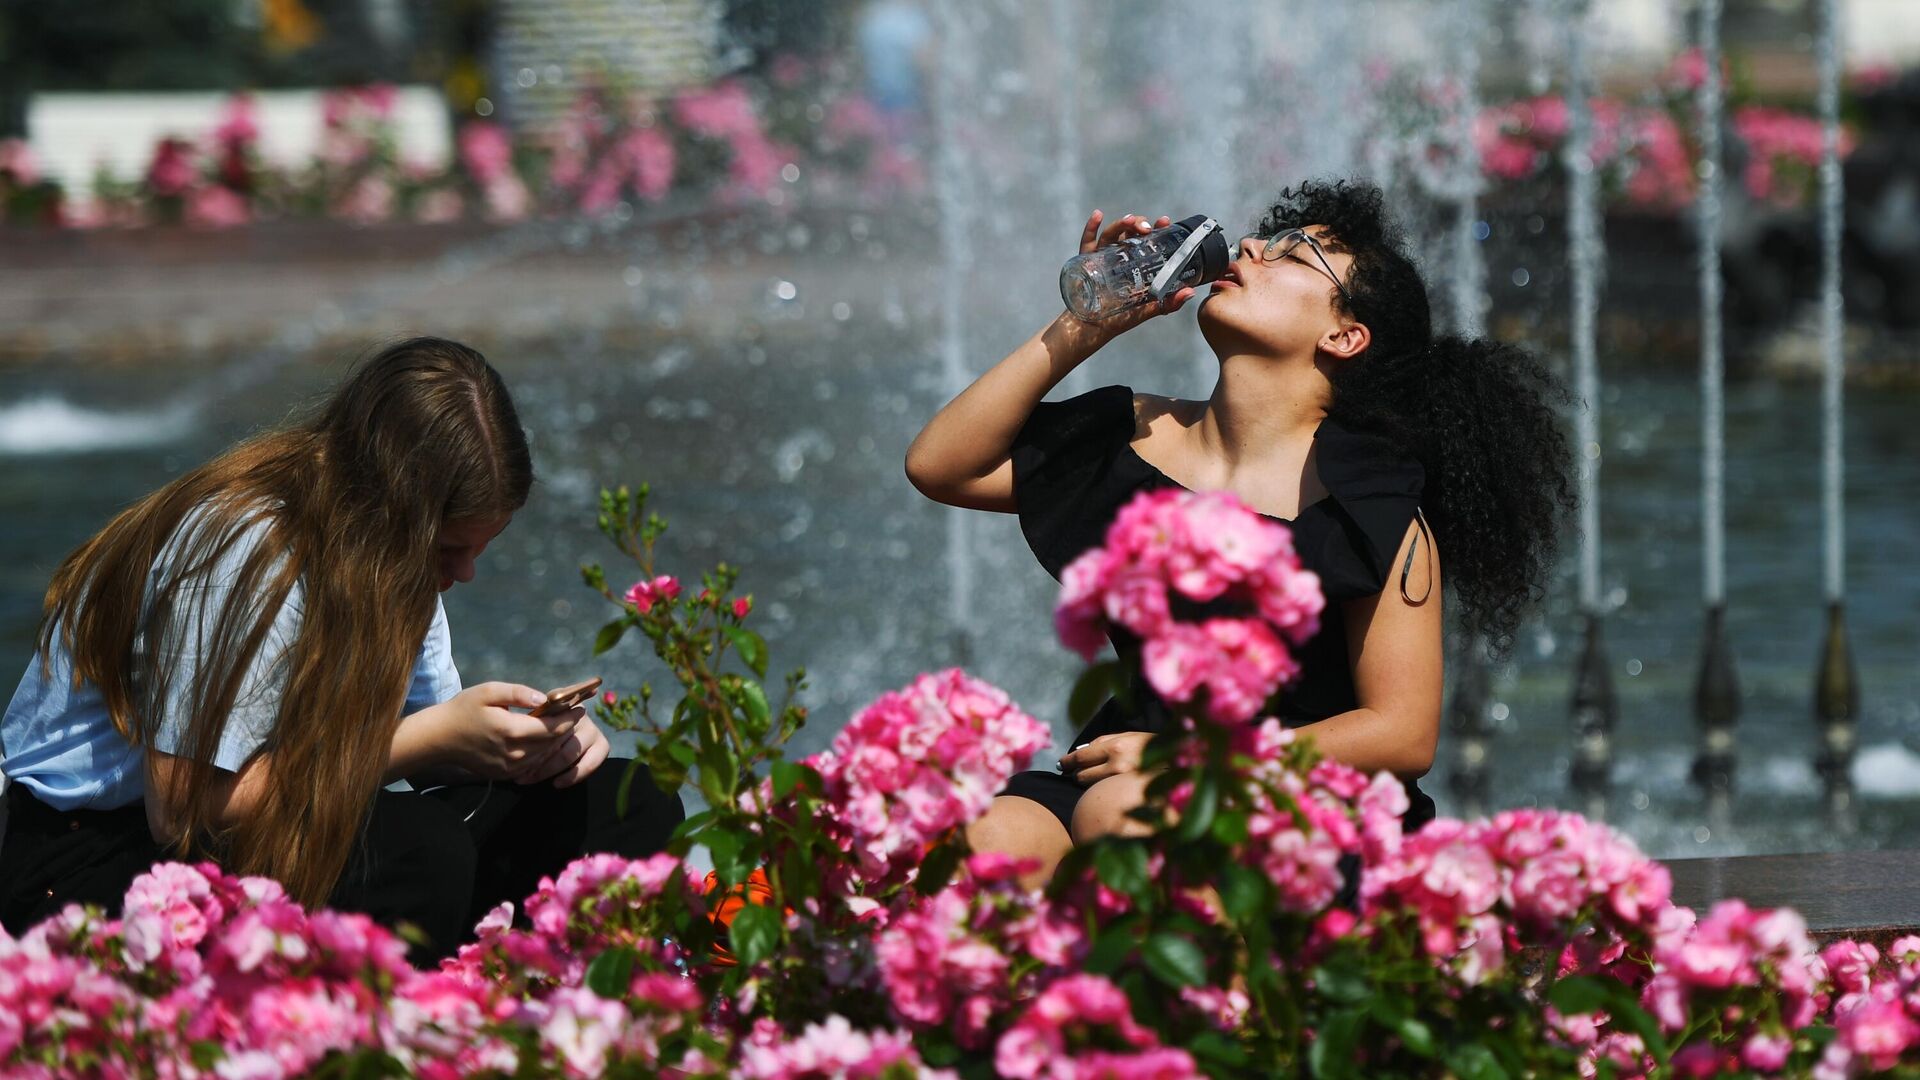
[{"xmin": 530, "ymin": 677, "xmax": 603, "ymax": 718}]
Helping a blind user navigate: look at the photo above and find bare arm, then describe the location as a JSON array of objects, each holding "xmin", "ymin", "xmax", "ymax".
[
  {"xmin": 905, "ymin": 314, "xmax": 1109, "ymax": 511},
  {"xmin": 904, "ymin": 211, "xmax": 1193, "ymax": 512},
  {"xmin": 1289, "ymin": 518, "xmax": 1444, "ymax": 779},
  {"xmin": 143, "ymin": 683, "xmax": 580, "ymax": 843}
]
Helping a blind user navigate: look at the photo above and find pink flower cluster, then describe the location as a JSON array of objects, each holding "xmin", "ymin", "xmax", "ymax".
[
  {"xmin": 874, "ymin": 854, "xmax": 1084, "ymax": 1047},
  {"xmin": 1475, "ymin": 95, "xmax": 1696, "ymax": 210},
  {"xmin": 808, "ymin": 669, "xmax": 1050, "ymax": 885},
  {"xmin": 1056, "ymin": 489, "xmax": 1323, "ymax": 724},
  {"xmin": 738, "ymin": 1015, "xmax": 940, "ymax": 1079},
  {"xmin": 457, "ymin": 120, "xmax": 531, "ymax": 222},
  {"xmin": 674, "ymin": 81, "xmax": 795, "ymax": 196},
  {"xmin": 994, "ymin": 974, "xmax": 1202, "ymax": 1080},
  {"xmin": 0, "ymin": 861, "xmax": 422, "ymax": 1076},
  {"xmin": 1734, "ymin": 105, "xmax": 1855, "ymax": 207},
  {"xmin": 1364, "ymin": 808, "xmax": 1673, "ymax": 986}
]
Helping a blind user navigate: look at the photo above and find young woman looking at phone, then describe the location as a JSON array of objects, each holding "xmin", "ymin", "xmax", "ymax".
[
  {"xmin": 0, "ymin": 338, "xmax": 684, "ymax": 959},
  {"xmin": 907, "ymin": 181, "xmax": 1573, "ymax": 886}
]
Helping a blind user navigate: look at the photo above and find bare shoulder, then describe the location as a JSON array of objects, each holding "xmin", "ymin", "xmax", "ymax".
[{"xmin": 1130, "ymin": 392, "xmax": 1203, "ymax": 441}]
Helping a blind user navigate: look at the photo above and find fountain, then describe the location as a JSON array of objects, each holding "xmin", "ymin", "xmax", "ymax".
[
  {"xmin": 1812, "ymin": 0, "xmax": 1859, "ymax": 832},
  {"xmin": 1559, "ymin": 0, "xmax": 1616, "ymax": 821},
  {"xmin": 8, "ymin": 0, "xmax": 1920, "ymax": 871},
  {"xmin": 1691, "ymin": 0, "xmax": 1740, "ymax": 817}
]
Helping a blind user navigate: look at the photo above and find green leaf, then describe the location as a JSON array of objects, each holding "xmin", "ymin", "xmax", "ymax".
[
  {"xmin": 1067, "ymin": 660, "xmax": 1124, "ymax": 729},
  {"xmin": 585, "ymin": 947, "xmax": 637, "ymax": 998},
  {"xmin": 1186, "ymin": 1031, "xmax": 1248, "ymax": 1070},
  {"xmin": 1374, "ymin": 1003, "xmax": 1435, "ymax": 1058},
  {"xmin": 1093, "ymin": 841, "xmax": 1151, "ymax": 897},
  {"xmin": 705, "ymin": 828, "xmax": 747, "ymax": 885},
  {"xmin": 1308, "ymin": 1008, "xmax": 1364, "ymax": 1079},
  {"xmin": 593, "ymin": 619, "xmax": 629, "ymax": 656},
  {"xmin": 1210, "ymin": 808, "xmax": 1250, "ymax": 847},
  {"xmin": 1219, "ymin": 863, "xmax": 1269, "ymax": 922},
  {"xmin": 667, "ymin": 740, "xmax": 698, "ymax": 767},
  {"xmin": 1141, "ymin": 933, "xmax": 1207, "ymax": 988},
  {"xmin": 737, "ymin": 680, "xmax": 771, "ymax": 733},
  {"xmin": 721, "ymin": 626, "xmax": 769, "ymax": 678},
  {"xmin": 1311, "ymin": 955, "xmax": 1372, "ymax": 1006},
  {"xmin": 1443, "ymin": 1043, "xmax": 1510, "ymax": 1080},
  {"xmin": 1547, "ymin": 975, "xmax": 1612, "ymax": 1016},
  {"xmin": 1084, "ymin": 922, "xmax": 1137, "ymax": 975},
  {"xmin": 1175, "ymin": 771, "xmax": 1219, "ymax": 843},
  {"xmin": 668, "ymin": 809, "xmax": 716, "ymax": 843},
  {"xmin": 771, "ymin": 761, "xmax": 806, "ymax": 799},
  {"xmin": 915, "ymin": 842, "xmax": 964, "ymax": 896},
  {"xmin": 729, "ymin": 902, "xmax": 782, "ymax": 967}
]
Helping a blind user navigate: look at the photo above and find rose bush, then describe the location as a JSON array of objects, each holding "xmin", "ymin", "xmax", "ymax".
[{"xmin": 10, "ymin": 482, "xmax": 1920, "ymax": 1077}]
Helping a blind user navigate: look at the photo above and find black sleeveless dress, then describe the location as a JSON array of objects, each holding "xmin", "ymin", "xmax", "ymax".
[{"xmin": 1000, "ymin": 384, "xmax": 1438, "ymax": 833}]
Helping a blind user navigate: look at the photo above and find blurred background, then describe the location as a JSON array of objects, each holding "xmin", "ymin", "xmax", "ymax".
[{"xmin": 3, "ymin": 0, "xmax": 1920, "ymax": 861}]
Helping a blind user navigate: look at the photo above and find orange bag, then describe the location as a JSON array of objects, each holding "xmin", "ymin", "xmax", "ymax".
[{"xmin": 701, "ymin": 867, "xmax": 781, "ymax": 967}]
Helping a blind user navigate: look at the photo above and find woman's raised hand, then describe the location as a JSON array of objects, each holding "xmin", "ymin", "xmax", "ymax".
[
  {"xmin": 432, "ymin": 681, "xmax": 582, "ymax": 781},
  {"xmin": 1067, "ymin": 210, "xmax": 1199, "ymax": 338}
]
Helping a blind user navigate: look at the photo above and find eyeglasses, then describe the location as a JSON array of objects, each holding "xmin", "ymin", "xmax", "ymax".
[{"xmin": 1254, "ymin": 228, "xmax": 1355, "ymax": 311}]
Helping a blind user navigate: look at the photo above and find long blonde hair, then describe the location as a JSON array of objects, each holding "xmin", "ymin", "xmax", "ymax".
[{"xmin": 40, "ymin": 338, "xmax": 533, "ymax": 906}]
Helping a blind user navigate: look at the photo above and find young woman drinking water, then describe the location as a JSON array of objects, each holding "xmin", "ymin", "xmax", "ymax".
[
  {"xmin": 908, "ymin": 180, "xmax": 1574, "ymax": 885},
  {"xmin": 0, "ymin": 337, "xmax": 684, "ymax": 959}
]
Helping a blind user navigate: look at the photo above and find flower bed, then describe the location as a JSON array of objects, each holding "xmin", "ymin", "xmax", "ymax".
[
  {"xmin": 9, "ymin": 483, "xmax": 1920, "ymax": 1077},
  {"xmin": 0, "ymin": 48, "xmax": 1870, "ymax": 232}
]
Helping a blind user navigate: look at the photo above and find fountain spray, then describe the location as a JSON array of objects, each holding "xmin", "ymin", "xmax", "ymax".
[
  {"xmin": 1691, "ymin": 0, "xmax": 1741, "ymax": 819},
  {"xmin": 1561, "ymin": 0, "xmax": 1616, "ymax": 820},
  {"xmin": 1439, "ymin": 0, "xmax": 1496, "ymax": 821},
  {"xmin": 1813, "ymin": 0, "xmax": 1858, "ymax": 833},
  {"xmin": 931, "ymin": 3, "xmax": 980, "ymax": 665}
]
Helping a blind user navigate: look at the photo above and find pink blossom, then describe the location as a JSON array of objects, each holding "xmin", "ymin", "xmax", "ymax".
[
  {"xmin": 244, "ymin": 980, "xmax": 370, "ymax": 1073},
  {"xmin": 1058, "ymin": 489, "xmax": 1321, "ymax": 724},
  {"xmin": 1835, "ymin": 987, "xmax": 1920, "ymax": 1071},
  {"xmin": 1823, "ymin": 939, "xmax": 1881, "ymax": 996},
  {"xmin": 334, "ymin": 176, "xmax": 395, "ymax": 225},
  {"xmin": 674, "ymin": 81, "xmax": 761, "ymax": 141},
  {"xmin": 1741, "ymin": 1032, "xmax": 1792, "ymax": 1072},
  {"xmin": 737, "ymin": 1015, "xmax": 930, "ymax": 1080},
  {"xmin": 625, "ymin": 574, "xmax": 682, "ymax": 613},
  {"xmin": 874, "ymin": 887, "xmax": 1009, "ymax": 1040},
  {"xmin": 187, "ymin": 185, "xmax": 251, "ymax": 228},
  {"xmin": 214, "ymin": 95, "xmax": 261, "ymax": 149},
  {"xmin": 810, "ymin": 670, "xmax": 1048, "ymax": 885},
  {"xmin": 146, "ymin": 138, "xmax": 198, "ymax": 197},
  {"xmin": 0, "ymin": 137, "xmax": 40, "ymax": 184},
  {"xmin": 995, "ymin": 974, "xmax": 1200, "ymax": 1080},
  {"xmin": 618, "ymin": 125, "xmax": 676, "ymax": 202},
  {"xmin": 483, "ymin": 176, "xmax": 531, "ymax": 223},
  {"xmin": 458, "ymin": 120, "xmax": 515, "ymax": 185}
]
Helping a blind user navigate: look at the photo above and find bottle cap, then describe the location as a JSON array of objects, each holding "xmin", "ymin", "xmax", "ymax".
[{"xmin": 1150, "ymin": 214, "xmax": 1233, "ymax": 299}]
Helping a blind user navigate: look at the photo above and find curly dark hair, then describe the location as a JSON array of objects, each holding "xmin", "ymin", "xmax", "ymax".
[{"xmin": 1255, "ymin": 180, "xmax": 1576, "ymax": 654}]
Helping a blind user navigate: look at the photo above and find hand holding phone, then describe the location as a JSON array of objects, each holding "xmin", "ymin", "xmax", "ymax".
[{"xmin": 530, "ymin": 677, "xmax": 603, "ymax": 718}]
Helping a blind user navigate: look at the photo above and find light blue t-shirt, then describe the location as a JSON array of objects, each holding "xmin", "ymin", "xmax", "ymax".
[{"xmin": 1, "ymin": 511, "xmax": 462, "ymax": 811}]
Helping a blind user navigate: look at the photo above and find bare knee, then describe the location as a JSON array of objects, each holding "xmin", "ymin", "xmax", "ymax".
[
  {"xmin": 967, "ymin": 797, "xmax": 1072, "ymax": 889},
  {"xmin": 1069, "ymin": 773, "xmax": 1159, "ymax": 846}
]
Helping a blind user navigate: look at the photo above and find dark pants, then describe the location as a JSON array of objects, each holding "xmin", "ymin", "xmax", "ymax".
[{"xmin": 0, "ymin": 759, "xmax": 684, "ymax": 963}]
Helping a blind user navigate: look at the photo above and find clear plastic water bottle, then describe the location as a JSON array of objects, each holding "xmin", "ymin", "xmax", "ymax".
[{"xmin": 1058, "ymin": 214, "xmax": 1235, "ymax": 321}]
